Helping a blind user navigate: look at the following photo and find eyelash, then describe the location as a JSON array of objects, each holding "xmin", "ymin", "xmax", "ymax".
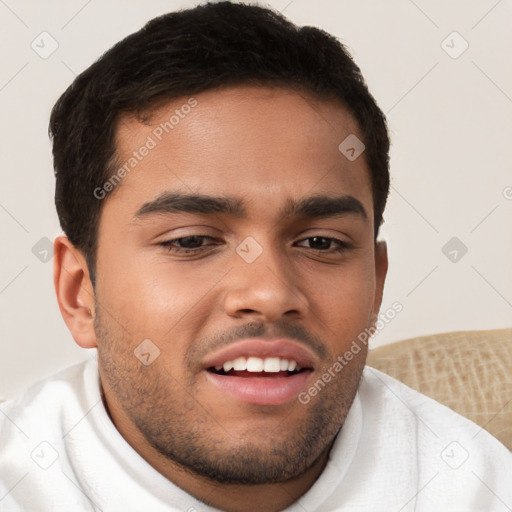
[{"xmin": 158, "ymin": 235, "xmax": 351, "ymax": 255}]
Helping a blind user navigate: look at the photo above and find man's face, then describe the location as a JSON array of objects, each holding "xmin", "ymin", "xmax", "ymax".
[{"xmin": 93, "ymin": 85, "xmax": 386, "ymax": 484}]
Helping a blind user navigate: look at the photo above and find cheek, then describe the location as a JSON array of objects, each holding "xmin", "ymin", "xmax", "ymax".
[
  {"xmin": 306, "ymin": 257, "xmax": 376, "ymax": 342},
  {"xmin": 98, "ymin": 251, "xmax": 218, "ymax": 341},
  {"xmin": 96, "ymin": 236, "xmax": 376, "ymax": 351}
]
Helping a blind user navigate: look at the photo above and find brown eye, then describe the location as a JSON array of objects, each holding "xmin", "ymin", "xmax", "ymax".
[
  {"xmin": 296, "ymin": 236, "xmax": 350, "ymax": 253},
  {"xmin": 159, "ymin": 235, "xmax": 218, "ymax": 253}
]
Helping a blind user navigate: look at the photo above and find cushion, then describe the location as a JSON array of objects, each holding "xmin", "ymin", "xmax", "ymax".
[{"xmin": 367, "ymin": 328, "xmax": 512, "ymax": 450}]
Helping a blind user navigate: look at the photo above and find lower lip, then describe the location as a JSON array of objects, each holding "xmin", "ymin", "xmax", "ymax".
[{"xmin": 205, "ymin": 370, "xmax": 312, "ymax": 406}]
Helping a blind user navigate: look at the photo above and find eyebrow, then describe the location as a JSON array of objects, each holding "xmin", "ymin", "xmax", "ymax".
[{"xmin": 133, "ymin": 192, "xmax": 368, "ymax": 222}]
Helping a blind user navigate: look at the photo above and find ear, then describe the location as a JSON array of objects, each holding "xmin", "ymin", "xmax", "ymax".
[
  {"xmin": 53, "ymin": 235, "xmax": 97, "ymax": 349},
  {"xmin": 371, "ymin": 240, "xmax": 388, "ymax": 324}
]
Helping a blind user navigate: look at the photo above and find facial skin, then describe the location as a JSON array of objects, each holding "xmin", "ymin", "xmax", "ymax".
[{"xmin": 54, "ymin": 85, "xmax": 387, "ymax": 512}]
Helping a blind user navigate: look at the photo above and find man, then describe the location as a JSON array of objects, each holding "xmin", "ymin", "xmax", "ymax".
[{"xmin": 0, "ymin": 2, "xmax": 510, "ymax": 511}]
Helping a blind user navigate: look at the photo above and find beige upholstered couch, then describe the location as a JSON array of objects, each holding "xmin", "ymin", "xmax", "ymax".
[{"xmin": 367, "ymin": 328, "xmax": 512, "ymax": 450}]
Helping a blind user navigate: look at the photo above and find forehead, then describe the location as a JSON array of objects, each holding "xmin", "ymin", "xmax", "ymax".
[{"xmin": 105, "ymin": 85, "xmax": 373, "ymax": 222}]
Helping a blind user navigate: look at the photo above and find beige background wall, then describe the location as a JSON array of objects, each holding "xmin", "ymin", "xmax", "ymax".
[{"xmin": 1, "ymin": 0, "xmax": 511, "ymax": 399}]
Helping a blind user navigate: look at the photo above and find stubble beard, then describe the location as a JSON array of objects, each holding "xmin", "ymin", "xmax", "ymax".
[{"xmin": 94, "ymin": 307, "xmax": 365, "ymax": 485}]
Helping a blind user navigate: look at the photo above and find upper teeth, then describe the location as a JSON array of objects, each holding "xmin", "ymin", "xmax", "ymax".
[{"xmin": 215, "ymin": 357, "xmax": 300, "ymax": 373}]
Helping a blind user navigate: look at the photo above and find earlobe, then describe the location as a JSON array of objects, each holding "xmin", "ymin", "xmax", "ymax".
[{"xmin": 53, "ymin": 236, "xmax": 97, "ymax": 349}]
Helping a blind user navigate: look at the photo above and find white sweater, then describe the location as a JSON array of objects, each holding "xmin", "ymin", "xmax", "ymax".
[{"xmin": 0, "ymin": 354, "xmax": 510, "ymax": 512}]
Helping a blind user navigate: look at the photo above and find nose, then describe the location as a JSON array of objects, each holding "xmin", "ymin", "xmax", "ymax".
[{"xmin": 222, "ymin": 239, "xmax": 309, "ymax": 323}]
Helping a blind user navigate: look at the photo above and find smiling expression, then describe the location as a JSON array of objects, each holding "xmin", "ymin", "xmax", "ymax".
[{"xmin": 90, "ymin": 84, "xmax": 387, "ymax": 485}]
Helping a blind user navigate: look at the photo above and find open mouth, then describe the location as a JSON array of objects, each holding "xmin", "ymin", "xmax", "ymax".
[
  {"xmin": 208, "ymin": 368, "xmax": 307, "ymax": 377},
  {"xmin": 205, "ymin": 356, "xmax": 313, "ymax": 405},
  {"xmin": 207, "ymin": 356, "xmax": 311, "ymax": 378}
]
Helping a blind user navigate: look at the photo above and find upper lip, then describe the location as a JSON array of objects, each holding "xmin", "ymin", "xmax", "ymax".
[{"xmin": 202, "ymin": 338, "xmax": 318, "ymax": 370}]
